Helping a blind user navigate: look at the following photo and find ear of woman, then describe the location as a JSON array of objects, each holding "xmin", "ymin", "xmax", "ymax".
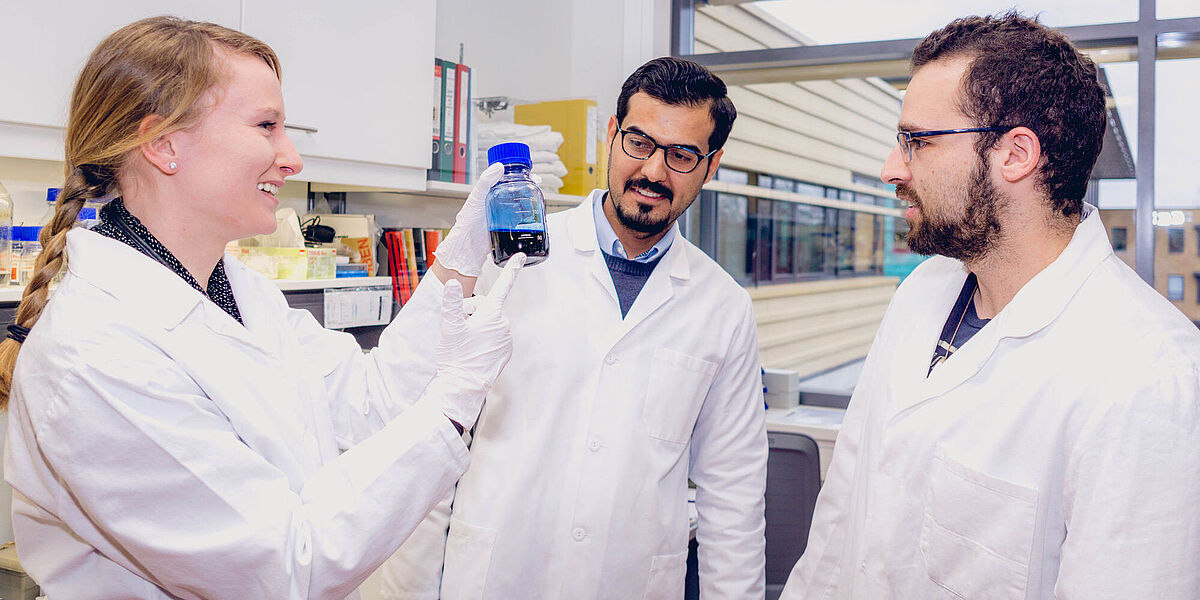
[{"xmin": 138, "ymin": 115, "xmax": 180, "ymax": 176}]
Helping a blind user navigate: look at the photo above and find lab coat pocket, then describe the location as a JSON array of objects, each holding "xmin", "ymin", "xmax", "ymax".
[
  {"xmin": 642, "ymin": 549, "xmax": 688, "ymax": 600},
  {"xmin": 441, "ymin": 517, "xmax": 498, "ymax": 600},
  {"xmin": 920, "ymin": 448, "xmax": 1038, "ymax": 600},
  {"xmin": 642, "ymin": 348, "xmax": 718, "ymax": 444}
]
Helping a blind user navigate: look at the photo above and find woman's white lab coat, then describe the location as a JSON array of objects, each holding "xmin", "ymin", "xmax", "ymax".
[
  {"xmin": 4, "ymin": 228, "xmax": 462, "ymax": 599},
  {"xmin": 782, "ymin": 205, "xmax": 1200, "ymax": 599}
]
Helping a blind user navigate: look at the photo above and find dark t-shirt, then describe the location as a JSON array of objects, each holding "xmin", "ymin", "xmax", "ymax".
[{"xmin": 928, "ymin": 273, "xmax": 990, "ymax": 376}]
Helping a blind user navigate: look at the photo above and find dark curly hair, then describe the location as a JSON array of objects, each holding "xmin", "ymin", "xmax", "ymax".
[
  {"xmin": 616, "ymin": 56, "xmax": 737, "ymax": 154},
  {"xmin": 912, "ymin": 12, "xmax": 1106, "ymax": 218}
]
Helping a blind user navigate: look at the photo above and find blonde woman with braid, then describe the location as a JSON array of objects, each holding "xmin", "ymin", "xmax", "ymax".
[{"xmin": 1, "ymin": 16, "xmax": 524, "ymax": 598}]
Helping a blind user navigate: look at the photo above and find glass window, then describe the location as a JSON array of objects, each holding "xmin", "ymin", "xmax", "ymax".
[
  {"xmin": 853, "ymin": 212, "xmax": 878, "ymax": 273},
  {"xmin": 772, "ymin": 177, "xmax": 795, "ymax": 192},
  {"xmin": 748, "ymin": 1, "xmax": 1136, "ymax": 46},
  {"xmin": 715, "ymin": 167, "xmax": 749, "ymax": 185},
  {"xmin": 835, "ymin": 209, "xmax": 856, "ymax": 274},
  {"xmin": 1095, "ymin": 60, "xmax": 1139, "ymax": 210},
  {"xmin": 874, "ymin": 215, "xmax": 886, "ymax": 271},
  {"xmin": 1167, "ymin": 274, "xmax": 1184, "ymax": 301},
  {"xmin": 795, "ymin": 181, "xmax": 825, "ymax": 198},
  {"xmin": 773, "ymin": 201, "xmax": 797, "ymax": 277},
  {"xmin": 1168, "ymin": 228, "xmax": 1185, "ymax": 253},
  {"xmin": 753, "ymin": 199, "xmax": 773, "ymax": 283},
  {"xmin": 892, "ymin": 217, "xmax": 911, "ymax": 253},
  {"xmin": 1112, "ymin": 227, "xmax": 1128, "ymax": 251},
  {"xmin": 1158, "ymin": 59, "xmax": 1200, "ymax": 214},
  {"xmin": 795, "ymin": 203, "xmax": 829, "ymax": 277},
  {"xmin": 1160, "ymin": 0, "xmax": 1200, "ymax": 19},
  {"xmin": 716, "ymin": 193, "xmax": 749, "ymax": 282}
]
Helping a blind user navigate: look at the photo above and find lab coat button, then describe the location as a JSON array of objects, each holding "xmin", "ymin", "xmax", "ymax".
[
  {"xmin": 605, "ymin": 354, "xmax": 618, "ymax": 365},
  {"xmin": 572, "ymin": 527, "xmax": 587, "ymax": 541},
  {"xmin": 588, "ymin": 439, "xmax": 601, "ymax": 452}
]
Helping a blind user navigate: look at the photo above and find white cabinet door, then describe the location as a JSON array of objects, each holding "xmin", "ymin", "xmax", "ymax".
[
  {"xmin": 0, "ymin": 1, "xmax": 240, "ymax": 160},
  {"xmin": 241, "ymin": 0, "xmax": 436, "ymax": 190}
]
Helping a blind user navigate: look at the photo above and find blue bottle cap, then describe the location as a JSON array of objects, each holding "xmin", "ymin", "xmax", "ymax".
[
  {"xmin": 13, "ymin": 226, "xmax": 41, "ymax": 242},
  {"xmin": 487, "ymin": 142, "xmax": 532, "ymax": 167},
  {"xmin": 46, "ymin": 188, "xmax": 60, "ymax": 204}
]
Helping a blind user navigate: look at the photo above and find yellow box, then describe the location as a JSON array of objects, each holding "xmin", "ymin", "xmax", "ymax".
[{"xmin": 514, "ymin": 99, "xmax": 602, "ymax": 196}]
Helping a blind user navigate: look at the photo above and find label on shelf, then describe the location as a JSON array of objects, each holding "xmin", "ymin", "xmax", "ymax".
[{"xmin": 322, "ymin": 285, "xmax": 392, "ymax": 328}]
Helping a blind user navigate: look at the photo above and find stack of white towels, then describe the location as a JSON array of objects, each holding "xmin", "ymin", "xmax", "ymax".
[{"xmin": 476, "ymin": 122, "xmax": 569, "ymax": 194}]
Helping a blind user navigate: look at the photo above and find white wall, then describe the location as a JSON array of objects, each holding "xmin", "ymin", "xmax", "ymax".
[{"xmin": 432, "ymin": 0, "xmax": 671, "ymax": 123}]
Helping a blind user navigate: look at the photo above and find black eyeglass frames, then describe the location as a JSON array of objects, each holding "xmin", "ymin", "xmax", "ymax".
[
  {"xmin": 895, "ymin": 126, "xmax": 1008, "ymax": 162},
  {"xmin": 615, "ymin": 125, "xmax": 717, "ymax": 174}
]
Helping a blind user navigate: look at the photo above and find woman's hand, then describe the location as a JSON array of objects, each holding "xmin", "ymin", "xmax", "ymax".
[
  {"xmin": 433, "ymin": 162, "xmax": 504, "ymax": 280},
  {"xmin": 427, "ymin": 253, "xmax": 525, "ymax": 433}
]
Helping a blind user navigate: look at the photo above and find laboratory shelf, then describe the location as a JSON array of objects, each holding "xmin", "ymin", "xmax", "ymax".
[
  {"xmin": 274, "ymin": 276, "xmax": 392, "ymax": 291},
  {"xmin": 311, "ymin": 179, "xmax": 587, "ymax": 207},
  {"xmin": 0, "ymin": 276, "xmax": 396, "ymax": 304}
]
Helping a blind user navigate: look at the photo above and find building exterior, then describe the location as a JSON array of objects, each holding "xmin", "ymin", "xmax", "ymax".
[
  {"xmin": 1101, "ymin": 209, "xmax": 1200, "ymax": 326},
  {"xmin": 692, "ymin": 3, "xmax": 916, "ymax": 378}
]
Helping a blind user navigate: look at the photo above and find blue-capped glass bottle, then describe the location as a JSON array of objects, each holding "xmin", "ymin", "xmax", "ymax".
[{"xmin": 485, "ymin": 142, "xmax": 549, "ymax": 266}]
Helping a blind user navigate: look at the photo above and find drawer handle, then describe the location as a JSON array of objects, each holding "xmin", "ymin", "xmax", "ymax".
[{"xmin": 284, "ymin": 122, "xmax": 318, "ymax": 134}]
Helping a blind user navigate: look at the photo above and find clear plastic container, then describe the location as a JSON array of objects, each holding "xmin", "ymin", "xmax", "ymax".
[
  {"xmin": 0, "ymin": 181, "xmax": 12, "ymax": 286},
  {"xmin": 484, "ymin": 142, "xmax": 549, "ymax": 266},
  {"xmin": 13, "ymin": 227, "xmax": 42, "ymax": 287},
  {"xmin": 77, "ymin": 206, "xmax": 100, "ymax": 229},
  {"xmin": 39, "ymin": 188, "xmax": 58, "ymax": 226}
]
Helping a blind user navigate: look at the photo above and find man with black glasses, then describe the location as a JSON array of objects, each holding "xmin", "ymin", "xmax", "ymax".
[
  {"xmin": 782, "ymin": 13, "xmax": 1200, "ymax": 599},
  {"xmin": 382, "ymin": 57, "xmax": 767, "ymax": 600}
]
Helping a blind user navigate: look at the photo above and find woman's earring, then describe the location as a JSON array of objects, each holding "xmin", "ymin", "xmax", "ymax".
[{"xmin": 169, "ymin": 162, "xmax": 177, "ymax": 170}]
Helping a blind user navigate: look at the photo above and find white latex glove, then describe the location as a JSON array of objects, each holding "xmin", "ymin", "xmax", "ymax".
[
  {"xmin": 436, "ymin": 162, "xmax": 504, "ymax": 277},
  {"xmin": 426, "ymin": 253, "xmax": 526, "ymax": 432}
]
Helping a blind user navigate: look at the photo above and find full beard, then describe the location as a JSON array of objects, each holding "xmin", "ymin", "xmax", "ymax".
[
  {"xmin": 612, "ymin": 177, "xmax": 676, "ymax": 235},
  {"xmin": 900, "ymin": 159, "xmax": 1005, "ymax": 263}
]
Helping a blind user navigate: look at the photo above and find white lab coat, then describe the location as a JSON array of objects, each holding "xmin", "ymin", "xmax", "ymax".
[
  {"xmin": 4, "ymin": 228, "xmax": 466, "ymax": 599},
  {"xmin": 782, "ymin": 205, "xmax": 1200, "ymax": 599},
  {"xmin": 381, "ymin": 190, "xmax": 767, "ymax": 599}
]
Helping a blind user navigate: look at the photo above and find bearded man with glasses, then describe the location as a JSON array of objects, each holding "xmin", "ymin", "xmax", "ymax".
[
  {"xmin": 382, "ymin": 56, "xmax": 767, "ymax": 600},
  {"xmin": 782, "ymin": 12, "xmax": 1200, "ymax": 600}
]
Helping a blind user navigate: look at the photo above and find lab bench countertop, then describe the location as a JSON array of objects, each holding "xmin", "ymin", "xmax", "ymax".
[{"xmin": 0, "ymin": 276, "xmax": 393, "ymax": 303}]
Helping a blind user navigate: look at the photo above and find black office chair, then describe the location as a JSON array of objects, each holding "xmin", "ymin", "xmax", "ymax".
[
  {"xmin": 765, "ymin": 431, "xmax": 821, "ymax": 600},
  {"xmin": 684, "ymin": 430, "xmax": 821, "ymax": 600}
]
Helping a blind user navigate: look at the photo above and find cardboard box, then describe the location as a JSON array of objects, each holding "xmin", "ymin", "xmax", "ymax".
[
  {"xmin": 514, "ymin": 99, "xmax": 603, "ymax": 196},
  {"xmin": 312, "ymin": 214, "xmax": 378, "ymax": 276}
]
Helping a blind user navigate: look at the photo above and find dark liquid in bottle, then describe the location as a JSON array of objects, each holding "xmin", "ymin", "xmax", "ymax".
[{"xmin": 490, "ymin": 229, "xmax": 548, "ymax": 266}]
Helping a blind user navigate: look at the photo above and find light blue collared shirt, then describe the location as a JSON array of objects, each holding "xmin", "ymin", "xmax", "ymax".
[{"xmin": 593, "ymin": 191, "xmax": 676, "ymax": 263}]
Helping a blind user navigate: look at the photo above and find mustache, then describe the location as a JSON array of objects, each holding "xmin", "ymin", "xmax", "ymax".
[
  {"xmin": 624, "ymin": 178, "xmax": 673, "ymax": 201},
  {"xmin": 895, "ymin": 183, "xmax": 919, "ymax": 207}
]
